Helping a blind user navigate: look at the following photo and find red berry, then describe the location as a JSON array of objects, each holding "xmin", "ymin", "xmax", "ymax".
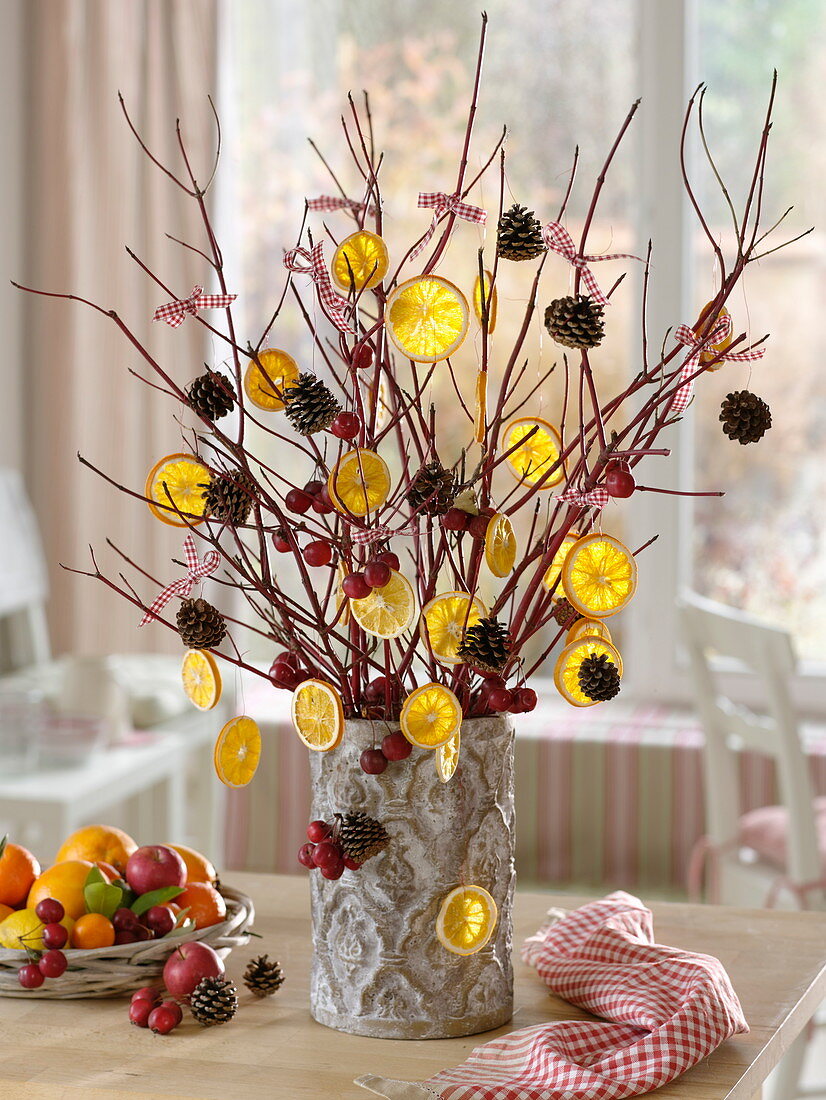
[
  {"xmin": 129, "ymin": 999, "xmax": 153, "ymax": 1027},
  {"xmin": 304, "ymin": 540, "xmax": 333, "ymax": 567},
  {"xmin": 272, "ymin": 529, "xmax": 291, "ymax": 553},
  {"xmin": 42, "ymin": 922, "xmax": 68, "ymax": 949},
  {"xmin": 133, "ymin": 925, "xmax": 153, "ymax": 942},
  {"xmin": 274, "ymin": 650, "xmax": 298, "ymax": 670},
  {"xmin": 285, "ymin": 488, "xmax": 313, "ymax": 514},
  {"xmin": 307, "ymin": 820, "xmax": 331, "ymax": 843},
  {"xmin": 442, "ymin": 508, "xmax": 470, "ymax": 532},
  {"xmin": 115, "ymin": 929, "xmax": 139, "ymax": 945},
  {"xmin": 145, "ymin": 906, "xmax": 175, "ymax": 937},
  {"xmin": 375, "ymin": 550, "xmax": 400, "ymax": 571},
  {"xmin": 320, "ymin": 857, "xmax": 345, "ymax": 880},
  {"xmin": 353, "ymin": 344, "xmax": 374, "ymax": 371},
  {"xmin": 270, "ymin": 658, "xmax": 300, "ymax": 688},
  {"xmin": 481, "ymin": 675, "xmax": 506, "ymax": 694},
  {"xmin": 343, "ymin": 856, "xmax": 362, "ymax": 871},
  {"xmin": 365, "ymin": 676, "xmax": 389, "ymax": 702},
  {"xmin": 313, "ymin": 841, "xmax": 343, "ymax": 869},
  {"xmin": 468, "ymin": 514, "xmax": 490, "ymax": 540},
  {"xmin": 342, "ymin": 573, "xmax": 372, "ymax": 599},
  {"xmin": 381, "ymin": 730, "xmax": 412, "ymax": 761},
  {"xmin": 331, "ymin": 411, "xmax": 361, "ymax": 439},
  {"xmin": 605, "ymin": 461, "xmax": 635, "ymax": 498},
  {"xmin": 363, "ymin": 561, "xmax": 391, "ymax": 589},
  {"xmin": 132, "ymin": 987, "xmax": 162, "ymax": 1005},
  {"xmin": 360, "ymin": 748, "xmax": 388, "ymax": 775},
  {"xmin": 148, "ymin": 1005, "xmax": 180, "ymax": 1035},
  {"xmin": 303, "ymin": 479, "xmax": 323, "ymax": 496},
  {"xmin": 515, "ymin": 687, "xmax": 538, "ymax": 712},
  {"xmin": 39, "ymin": 949, "xmax": 67, "ymax": 978},
  {"xmin": 487, "ymin": 687, "xmax": 513, "ymax": 712},
  {"xmin": 18, "ymin": 964, "xmax": 44, "ymax": 989},
  {"xmin": 113, "ymin": 907, "xmax": 138, "ymax": 933},
  {"xmin": 159, "ymin": 1000, "xmax": 183, "ymax": 1026},
  {"xmin": 35, "ymin": 898, "xmax": 64, "ymax": 924},
  {"xmin": 311, "ymin": 493, "xmax": 335, "ymax": 515},
  {"xmin": 298, "ymin": 842, "xmax": 317, "ymax": 869}
]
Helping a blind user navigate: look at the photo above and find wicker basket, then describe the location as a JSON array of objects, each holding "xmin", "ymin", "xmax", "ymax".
[{"xmin": 0, "ymin": 885, "xmax": 254, "ymax": 999}]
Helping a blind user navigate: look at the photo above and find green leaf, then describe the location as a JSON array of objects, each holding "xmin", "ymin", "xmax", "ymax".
[
  {"xmin": 165, "ymin": 917, "xmax": 197, "ymax": 940},
  {"xmin": 131, "ymin": 885, "xmax": 185, "ymax": 917},
  {"xmin": 84, "ymin": 881, "xmax": 107, "ymax": 914},
  {"xmin": 84, "ymin": 866, "xmax": 106, "ymax": 889},
  {"xmin": 83, "ymin": 880, "xmax": 124, "ymax": 919}
]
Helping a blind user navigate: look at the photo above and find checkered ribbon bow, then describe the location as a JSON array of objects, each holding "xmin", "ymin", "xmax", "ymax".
[
  {"xmin": 152, "ymin": 286, "xmax": 237, "ymax": 328},
  {"xmin": 409, "ymin": 192, "xmax": 487, "ymax": 262},
  {"xmin": 308, "ymin": 195, "xmax": 378, "ymax": 218},
  {"xmin": 283, "ymin": 242, "xmax": 354, "ymax": 334},
  {"xmin": 557, "ymin": 485, "xmax": 610, "ymax": 511},
  {"xmin": 670, "ymin": 315, "xmax": 766, "ymax": 414},
  {"xmin": 542, "ymin": 222, "xmax": 641, "ymax": 307},
  {"xmin": 348, "ymin": 521, "xmax": 418, "ymax": 546},
  {"xmin": 139, "ymin": 535, "xmax": 220, "ymax": 626}
]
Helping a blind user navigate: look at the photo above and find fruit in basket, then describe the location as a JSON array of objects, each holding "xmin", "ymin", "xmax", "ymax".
[
  {"xmin": 42, "ymin": 922, "xmax": 68, "ymax": 949},
  {"xmin": 174, "ymin": 882, "xmax": 226, "ymax": 929},
  {"xmin": 27, "ymin": 860, "xmax": 94, "ymax": 921},
  {"xmin": 144, "ymin": 905, "xmax": 175, "ymax": 937},
  {"xmin": 71, "ymin": 913, "xmax": 116, "ymax": 949},
  {"xmin": 166, "ymin": 844, "xmax": 218, "ymax": 886},
  {"xmin": 0, "ymin": 908, "xmax": 73, "ymax": 951},
  {"xmin": 113, "ymin": 907, "xmax": 139, "ymax": 933},
  {"xmin": 163, "ymin": 941, "xmax": 225, "ymax": 1000},
  {"xmin": 55, "ymin": 824, "xmax": 137, "ymax": 876},
  {"xmin": 35, "ymin": 898, "xmax": 65, "ymax": 924},
  {"xmin": 0, "ymin": 904, "xmax": 12, "ymax": 922},
  {"xmin": 0, "ymin": 836, "xmax": 41, "ymax": 908},
  {"xmin": 38, "ymin": 949, "xmax": 68, "ymax": 978},
  {"xmin": 125, "ymin": 845, "xmax": 186, "ymax": 896}
]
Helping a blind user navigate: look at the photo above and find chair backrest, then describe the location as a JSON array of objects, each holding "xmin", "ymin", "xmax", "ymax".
[
  {"xmin": 0, "ymin": 469, "xmax": 51, "ymax": 671},
  {"xmin": 678, "ymin": 591, "xmax": 821, "ymax": 887}
]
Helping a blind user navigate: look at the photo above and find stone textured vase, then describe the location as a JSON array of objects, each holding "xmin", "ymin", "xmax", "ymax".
[{"xmin": 309, "ymin": 713, "xmax": 515, "ymax": 1039}]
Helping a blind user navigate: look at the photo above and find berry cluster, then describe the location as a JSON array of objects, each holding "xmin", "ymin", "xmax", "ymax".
[
  {"xmin": 360, "ymin": 724, "xmax": 412, "ymax": 774},
  {"xmin": 113, "ymin": 903, "xmax": 177, "ymax": 944},
  {"xmin": 297, "ymin": 820, "xmax": 360, "ymax": 881},
  {"xmin": 268, "ymin": 650, "xmax": 309, "ymax": 691},
  {"xmin": 16, "ymin": 898, "xmax": 69, "ymax": 989},
  {"xmin": 441, "ymin": 505, "xmax": 494, "ymax": 537},
  {"xmin": 341, "ymin": 550, "xmax": 400, "ymax": 600},
  {"xmin": 479, "ymin": 676, "xmax": 537, "ymax": 715},
  {"xmin": 129, "ymin": 986, "xmax": 184, "ymax": 1034}
]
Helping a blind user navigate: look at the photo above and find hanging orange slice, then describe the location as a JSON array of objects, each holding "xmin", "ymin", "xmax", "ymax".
[
  {"xmin": 503, "ymin": 417, "xmax": 564, "ymax": 489},
  {"xmin": 331, "ymin": 231, "xmax": 389, "ymax": 292},
  {"xmin": 420, "ymin": 592, "xmax": 487, "ymax": 666},
  {"xmin": 694, "ymin": 301, "xmax": 732, "ymax": 370},
  {"xmin": 385, "ymin": 276, "xmax": 469, "ymax": 363},
  {"xmin": 553, "ymin": 636, "xmax": 623, "ymax": 708},
  {"xmin": 243, "ymin": 348, "xmax": 300, "ymax": 411},
  {"xmin": 145, "ymin": 453, "xmax": 210, "ymax": 527},
  {"xmin": 328, "ymin": 448, "xmax": 391, "ymax": 517},
  {"xmin": 436, "ymin": 731, "xmax": 461, "ymax": 782},
  {"xmin": 474, "ymin": 371, "xmax": 487, "ymax": 444},
  {"xmin": 335, "ymin": 561, "xmax": 351, "ymax": 627},
  {"xmin": 541, "ymin": 533, "xmax": 579, "ymax": 593},
  {"xmin": 290, "ymin": 679, "xmax": 344, "ymax": 752},
  {"xmin": 566, "ymin": 618, "xmax": 613, "ymax": 645},
  {"xmin": 400, "ymin": 682, "xmax": 461, "ymax": 749},
  {"xmin": 484, "ymin": 513, "xmax": 517, "ymax": 578},
  {"xmin": 181, "ymin": 650, "xmax": 222, "ymax": 711},
  {"xmin": 561, "ymin": 533, "xmax": 637, "ymax": 619},
  {"xmin": 436, "ymin": 885, "xmax": 498, "ymax": 956},
  {"xmin": 350, "ymin": 570, "xmax": 416, "ymax": 639},
  {"xmin": 214, "ymin": 716, "xmax": 261, "ymax": 787},
  {"xmin": 473, "ymin": 269, "xmax": 498, "ymax": 333}
]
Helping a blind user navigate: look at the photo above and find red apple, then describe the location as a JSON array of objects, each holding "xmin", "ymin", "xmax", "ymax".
[
  {"xmin": 125, "ymin": 845, "xmax": 186, "ymax": 896},
  {"xmin": 162, "ymin": 942, "xmax": 225, "ymax": 1001}
]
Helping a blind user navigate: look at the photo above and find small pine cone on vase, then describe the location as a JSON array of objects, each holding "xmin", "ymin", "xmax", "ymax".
[
  {"xmin": 406, "ymin": 460, "xmax": 458, "ymax": 517},
  {"xmin": 283, "ymin": 372, "xmax": 341, "ymax": 435},
  {"xmin": 578, "ymin": 652, "xmax": 621, "ymax": 702},
  {"xmin": 190, "ymin": 976, "xmax": 238, "ymax": 1026},
  {"xmin": 552, "ymin": 598, "xmax": 578, "ymax": 628},
  {"xmin": 243, "ymin": 954, "xmax": 285, "ymax": 998},
  {"xmin": 719, "ymin": 390, "xmax": 772, "ymax": 445},
  {"xmin": 336, "ymin": 811, "xmax": 390, "ymax": 864},
  {"xmin": 204, "ymin": 470, "xmax": 257, "ymax": 526},
  {"xmin": 176, "ymin": 598, "xmax": 226, "ymax": 649},
  {"xmin": 544, "ymin": 295, "xmax": 605, "ymax": 350},
  {"xmin": 186, "ymin": 368, "xmax": 235, "ymax": 422},
  {"xmin": 457, "ymin": 615, "xmax": 512, "ymax": 675},
  {"xmin": 496, "ymin": 203, "xmax": 546, "ymax": 261}
]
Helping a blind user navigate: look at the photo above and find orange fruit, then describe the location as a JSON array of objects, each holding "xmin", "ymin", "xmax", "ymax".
[
  {"xmin": 27, "ymin": 860, "xmax": 94, "ymax": 921},
  {"xmin": 55, "ymin": 824, "xmax": 137, "ymax": 876},
  {"xmin": 175, "ymin": 882, "xmax": 226, "ymax": 929},
  {"xmin": 145, "ymin": 453, "xmax": 210, "ymax": 527},
  {"xmin": 71, "ymin": 912, "xmax": 116, "ymax": 949},
  {"xmin": 0, "ymin": 838, "xmax": 40, "ymax": 908},
  {"xmin": 0, "ymin": 903, "xmax": 13, "ymax": 922},
  {"xmin": 166, "ymin": 844, "xmax": 218, "ymax": 886}
]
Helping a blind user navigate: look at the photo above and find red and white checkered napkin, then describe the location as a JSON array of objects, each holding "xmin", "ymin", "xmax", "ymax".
[{"xmin": 356, "ymin": 891, "xmax": 748, "ymax": 1100}]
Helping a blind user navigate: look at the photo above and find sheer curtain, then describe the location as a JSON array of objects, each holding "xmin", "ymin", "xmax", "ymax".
[{"xmin": 22, "ymin": 0, "xmax": 219, "ymax": 655}]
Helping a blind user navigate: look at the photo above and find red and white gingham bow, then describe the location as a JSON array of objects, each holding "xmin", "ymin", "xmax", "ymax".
[
  {"xmin": 139, "ymin": 535, "xmax": 220, "ymax": 627},
  {"xmin": 542, "ymin": 222, "xmax": 641, "ymax": 307},
  {"xmin": 152, "ymin": 286, "xmax": 237, "ymax": 328},
  {"xmin": 558, "ymin": 485, "xmax": 610, "ymax": 510},
  {"xmin": 409, "ymin": 192, "xmax": 487, "ymax": 262},
  {"xmin": 670, "ymin": 315, "xmax": 766, "ymax": 415},
  {"xmin": 348, "ymin": 521, "xmax": 419, "ymax": 546},
  {"xmin": 308, "ymin": 195, "xmax": 378, "ymax": 218},
  {"xmin": 283, "ymin": 242, "xmax": 354, "ymax": 334}
]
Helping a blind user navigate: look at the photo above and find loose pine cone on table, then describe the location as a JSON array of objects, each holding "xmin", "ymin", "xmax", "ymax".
[
  {"xmin": 719, "ymin": 390, "xmax": 772, "ymax": 444},
  {"xmin": 204, "ymin": 470, "xmax": 257, "ymax": 526},
  {"xmin": 457, "ymin": 615, "xmax": 512, "ymax": 675},
  {"xmin": 243, "ymin": 954, "xmax": 285, "ymax": 998},
  {"xmin": 496, "ymin": 203, "xmax": 546, "ymax": 261},
  {"xmin": 283, "ymin": 372, "xmax": 341, "ymax": 435},
  {"xmin": 336, "ymin": 812, "xmax": 390, "ymax": 864},
  {"xmin": 406, "ymin": 460, "xmax": 457, "ymax": 516},
  {"xmin": 186, "ymin": 369, "xmax": 235, "ymax": 422},
  {"xmin": 578, "ymin": 652, "xmax": 621, "ymax": 702},
  {"xmin": 544, "ymin": 295, "xmax": 605, "ymax": 350},
  {"xmin": 176, "ymin": 598, "xmax": 227, "ymax": 649},
  {"xmin": 190, "ymin": 976, "xmax": 239, "ymax": 1026}
]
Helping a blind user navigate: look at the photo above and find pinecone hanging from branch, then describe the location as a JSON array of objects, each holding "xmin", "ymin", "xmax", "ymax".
[
  {"xmin": 243, "ymin": 954, "xmax": 285, "ymax": 998},
  {"xmin": 283, "ymin": 372, "xmax": 341, "ymax": 435},
  {"xmin": 176, "ymin": 598, "xmax": 226, "ymax": 649},
  {"xmin": 186, "ymin": 368, "xmax": 235, "ymax": 422},
  {"xmin": 552, "ymin": 598, "xmax": 578, "ymax": 628},
  {"xmin": 190, "ymin": 976, "xmax": 238, "ymax": 1026},
  {"xmin": 204, "ymin": 470, "xmax": 257, "ymax": 526},
  {"xmin": 496, "ymin": 204, "xmax": 545, "ymax": 261},
  {"xmin": 578, "ymin": 652, "xmax": 621, "ymax": 702},
  {"xmin": 544, "ymin": 295, "xmax": 605, "ymax": 349},
  {"xmin": 406, "ymin": 460, "xmax": 458, "ymax": 516},
  {"xmin": 719, "ymin": 390, "xmax": 772, "ymax": 444},
  {"xmin": 457, "ymin": 616, "xmax": 512, "ymax": 674},
  {"xmin": 336, "ymin": 811, "xmax": 390, "ymax": 864}
]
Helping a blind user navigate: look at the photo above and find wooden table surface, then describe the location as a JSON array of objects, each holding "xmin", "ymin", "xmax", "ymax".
[{"xmin": 1, "ymin": 872, "xmax": 824, "ymax": 1099}]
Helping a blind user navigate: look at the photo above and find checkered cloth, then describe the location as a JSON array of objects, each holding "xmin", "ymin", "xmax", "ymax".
[
  {"xmin": 670, "ymin": 315, "xmax": 767, "ymax": 415},
  {"xmin": 409, "ymin": 192, "xmax": 487, "ymax": 262},
  {"xmin": 557, "ymin": 485, "xmax": 610, "ymax": 511},
  {"xmin": 308, "ymin": 194, "xmax": 378, "ymax": 218},
  {"xmin": 356, "ymin": 891, "xmax": 747, "ymax": 1100},
  {"xmin": 541, "ymin": 222, "xmax": 640, "ymax": 307},
  {"xmin": 139, "ymin": 534, "xmax": 220, "ymax": 626},
  {"xmin": 283, "ymin": 241, "xmax": 354, "ymax": 334},
  {"xmin": 152, "ymin": 285, "xmax": 237, "ymax": 327}
]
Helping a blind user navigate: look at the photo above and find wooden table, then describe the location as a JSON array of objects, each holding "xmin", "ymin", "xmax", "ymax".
[{"xmin": 1, "ymin": 873, "xmax": 824, "ymax": 1099}]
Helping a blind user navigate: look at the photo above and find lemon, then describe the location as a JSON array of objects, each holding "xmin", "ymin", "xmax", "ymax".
[
  {"xmin": 400, "ymin": 683, "xmax": 462, "ymax": 749},
  {"xmin": 561, "ymin": 533, "xmax": 638, "ymax": 619},
  {"xmin": 420, "ymin": 592, "xmax": 487, "ymax": 666},
  {"xmin": 0, "ymin": 908, "xmax": 72, "ymax": 951},
  {"xmin": 503, "ymin": 417, "xmax": 564, "ymax": 489},
  {"xmin": 145, "ymin": 453, "xmax": 210, "ymax": 527},
  {"xmin": 331, "ymin": 231, "xmax": 389, "ymax": 292},
  {"xmin": 291, "ymin": 680, "xmax": 344, "ymax": 752},
  {"xmin": 436, "ymin": 885, "xmax": 498, "ymax": 956},
  {"xmin": 213, "ymin": 716, "xmax": 261, "ymax": 786},
  {"xmin": 385, "ymin": 276, "xmax": 469, "ymax": 363},
  {"xmin": 243, "ymin": 348, "xmax": 300, "ymax": 411}
]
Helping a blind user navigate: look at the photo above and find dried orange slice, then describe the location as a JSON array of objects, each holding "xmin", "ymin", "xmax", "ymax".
[
  {"xmin": 436, "ymin": 731, "xmax": 461, "ymax": 783},
  {"xmin": 542, "ymin": 533, "xmax": 579, "ymax": 593},
  {"xmin": 181, "ymin": 650, "xmax": 222, "ymax": 711},
  {"xmin": 214, "ymin": 716, "xmax": 261, "ymax": 787},
  {"xmin": 290, "ymin": 679, "xmax": 344, "ymax": 752},
  {"xmin": 365, "ymin": 377, "xmax": 391, "ymax": 432},
  {"xmin": 420, "ymin": 592, "xmax": 487, "ymax": 666},
  {"xmin": 400, "ymin": 682, "xmax": 461, "ymax": 749},
  {"xmin": 335, "ymin": 561, "xmax": 351, "ymax": 627},
  {"xmin": 474, "ymin": 371, "xmax": 487, "ymax": 443},
  {"xmin": 484, "ymin": 513, "xmax": 517, "ymax": 578},
  {"xmin": 503, "ymin": 417, "xmax": 564, "ymax": 489},
  {"xmin": 554, "ymin": 636, "xmax": 623, "ymax": 708},
  {"xmin": 350, "ymin": 570, "xmax": 416, "ymax": 639},
  {"xmin": 566, "ymin": 618, "xmax": 613, "ymax": 645},
  {"xmin": 385, "ymin": 276, "xmax": 469, "ymax": 363},
  {"xmin": 243, "ymin": 348, "xmax": 300, "ymax": 411},
  {"xmin": 436, "ymin": 884, "xmax": 497, "ymax": 956},
  {"xmin": 328, "ymin": 448, "xmax": 391, "ymax": 517},
  {"xmin": 331, "ymin": 230, "xmax": 389, "ymax": 292},
  {"xmin": 562, "ymin": 533, "xmax": 637, "ymax": 619},
  {"xmin": 145, "ymin": 453, "xmax": 210, "ymax": 527},
  {"xmin": 473, "ymin": 269, "xmax": 497, "ymax": 333},
  {"xmin": 695, "ymin": 301, "xmax": 732, "ymax": 370}
]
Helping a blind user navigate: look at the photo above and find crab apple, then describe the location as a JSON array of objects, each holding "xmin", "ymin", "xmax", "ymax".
[
  {"xmin": 285, "ymin": 488, "xmax": 313, "ymax": 514},
  {"xmin": 481, "ymin": 675, "xmax": 506, "ymax": 695},
  {"xmin": 375, "ymin": 550, "xmax": 400, "ymax": 571},
  {"xmin": 442, "ymin": 508, "xmax": 470, "ymax": 532},
  {"xmin": 360, "ymin": 747, "xmax": 388, "ymax": 775},
  {"xmin": 353, "ymin": 343, "xmax": 374, "ymax": 371},
  {"xmin": 331, "ymin": 411, "xmax": 361, "ymax": 439},
  {"xmin": 311, "ymin": 490, "xmax": 335, "ymax": 515},
  {"xmin": 320, "ymin": 856, "xmax": 345, "ymax": 880},
  {"xmin": 312, "ymin": 841, "xmax": 343, "ymax": 869},
  {"xmin": 514, "ymin": 687, "xmax": 538, "ymax": 712},
  {"xmin": 18, "ymin": 964, "xmax": 44, "ymax": 989},
  {"xmin": 487, "ymin": 687, "xmax": 514, "ymax": 713},
  {"xmin": 115, "ymin": 929, "xmax": 139, "ymax": 944},
  {"xmin": 381, "ymin": 730, "xmax": 412, "ymax": 761},
  {"xmin": 42, "ymin": 922, "xmax": 68, "ymax": 949},
  {"xmin": 298, "ymin": 843, "xmax": 317, "ymax": 869},
  {"xmin": 148, "ymin": 1004, "xmax": 180, "ymax": 1035},
  {"xmin": 605, "ymin": 461, "xmax": 636, "ymax": 498},
  {"xmin": 363, "ymin": 560, "xmax": 391, "ymax": 589},
  {"xmin": 303, "ymin": 479, "xmax": 323, "ymax": 496},
  {"xmin": 272, "ymin": 528, "xmax": 291, "ymax": 553},
  {"xmin": 306, "ymin": 820, "xmax": 331, "ymax": 843},
  {"xmin": 159, "ymin": 1000, "xmax": 183, "ymax": 1026},
  {"xmin": 468, "ymin": 514, "xmax": 491, "ymax": 540},
  {"xmin": 38, "ymin": 949, "xmax": 68, "ymax": 978},
  {"xmin": 129, "ymin": 999, "xmax": 153, "ymax": 1027},
  {"xmin": 304, "ymin": 540, "xmax": 333, "ymax": 567},
  {"xmin": 343, "ymin": 856, "xmax": 362, "ymax": 871},
  {"xmin": 35, "ymin": 898, "xmax": 65, "ymax": 925},
  {"xmin": 133, "ymin": 924, "xmax": 153, "ymax": 942},
  {"xmin": 342, "ymin": 572, "xmax": 372, "ymax": 599},
  {"xmin": 365, "ymin": 676, "xmax": 398, "ymax": 703},
  {"xmin": 145, "ymin": 906, "xmax": 175, "ymax": 938},
  {"xmin": 131, "ymin": 987, "xmax": 161, "ymax": 1005}
]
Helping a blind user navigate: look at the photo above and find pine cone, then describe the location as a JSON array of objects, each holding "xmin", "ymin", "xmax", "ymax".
[
  {"xmin": 457, "ymin": 615, "xmax": 512, "ymax": 674},
  {"xmin": 719, "ymin": 390, "xmax": 772, "ymax": 445},
  {"xmin": 243, "ymin": 954, "xmax": 285, "ymax": 998},
  {"xmin": 176, "ymin": 598, "xmax": 226, "ymax": 649},
  {"xmin": 497, "ymin": 204, "xmax": 545, "ymax": 261},
  {"xmin": 544, "ymin": 295, "xmax": 605, "ymax": 350},
  {"xmin": 204, "ymin": 470, "xmax": 256, "ymax": 526},
  {"xmin": 336, "ymin": 811, "xmax": 389, "ymax": 864},
  {"xmin": 283, "ymin": 373, "xmax": 341, "ymax": 435},
  {"xmin": 406, "ymin": 460, "xmax": 457, "ymax": 516},
  {"xmin": 190, "ymin": 976, "xmax": 238, "ymax": 1026},
  {"xmin": 186, "ymin": 369, "xmax": 235, "ymax": 422},
  {"xmin": 578, "ymin": 652, "xmax": 621, "ymax": 702},
  {"xmin": 552, "ymin": 599, "xmax": 578, "ymax": 628}
]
